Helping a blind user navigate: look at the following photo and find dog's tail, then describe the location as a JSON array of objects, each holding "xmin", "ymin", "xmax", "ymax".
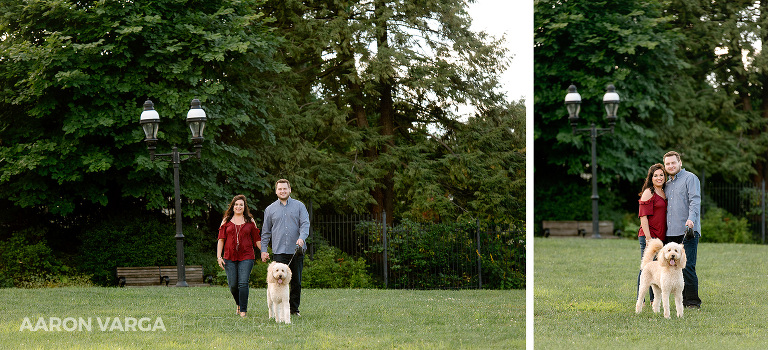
[{"xmin": 640, "ymin": 238, "xmax": 664, "ymax": 270}]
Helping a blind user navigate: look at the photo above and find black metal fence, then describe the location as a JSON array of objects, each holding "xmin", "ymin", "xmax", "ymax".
[
  {"xmin": 703, "ymin": 179, "xmax": 766, "ymax": 243},
  {"xmin": 307, "ymin": 207, "xmax": 524, "ymax": 289}
]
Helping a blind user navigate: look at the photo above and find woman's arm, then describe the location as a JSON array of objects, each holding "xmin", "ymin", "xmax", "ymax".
[
  {"xmin": 639, "ymin": 189, "xmax": 653, "ymax": 239},
  {"xmin": 217, "ymin": 239, "xmax": 225, "ymax": 269},
  {"xmin": 640, "ymin": 216, "xmax": 651, "ymax": 240},
  {"xmin": 250, "ymin": 218, "xmax": 262, "ymax": 251}
]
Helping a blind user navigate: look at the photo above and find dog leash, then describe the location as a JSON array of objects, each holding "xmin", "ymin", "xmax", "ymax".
[{"xmin": 287, "ymin": 244, "xmax": 304, "ymax": 266}]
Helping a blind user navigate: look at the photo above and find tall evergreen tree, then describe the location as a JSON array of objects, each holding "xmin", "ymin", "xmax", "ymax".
[
  {"xmin": 262, "ymin": 0, "xmax": 520, "ymax": 222},
  {"xmin": 662, "ymin": 0, "xmax": 768, "ymax": 183}
]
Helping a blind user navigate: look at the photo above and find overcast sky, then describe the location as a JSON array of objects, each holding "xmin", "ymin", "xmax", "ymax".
[{"xmin": 467, "ymin": 0, "xmax": 532, "ymax": 106}]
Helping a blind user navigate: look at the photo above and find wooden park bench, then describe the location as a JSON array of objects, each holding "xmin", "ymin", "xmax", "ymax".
[
  {"xmin": 116, "ymin": 265, "xmax": 211, "ymax": 287},
  {"xmin": 541, "ymin": 220, "xmax": 616, "ymax": 238}
]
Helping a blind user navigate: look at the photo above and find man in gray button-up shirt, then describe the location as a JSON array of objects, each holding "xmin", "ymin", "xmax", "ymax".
[
  {"xmin": 261, "ymin": 179, "xmax": 310, "ymax": 316},
  {"xmin": 663, "ymin": 151, "xmax": 702, "ymax": 309}
]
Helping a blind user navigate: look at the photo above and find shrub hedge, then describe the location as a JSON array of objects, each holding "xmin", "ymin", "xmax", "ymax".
[
  {"xmin": 4, "ymin": 214, "xmax": 522, "ymax": 290},
  {"xmin": 0, "ymin": 227, "xmax": 93, "ymax": 288},
  {"xmin": 360, "ymin": 219, "xmax": 524, "ymax": 289},
  {"xmin": 77, "ymin": 215, "xmax": 177, "ymax": 285},
  {"xmin": 701, "ymin": 207, "xmax": 753, "ymax": 243}
]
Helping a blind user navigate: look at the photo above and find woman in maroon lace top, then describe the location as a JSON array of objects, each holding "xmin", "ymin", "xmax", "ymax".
[{"xmin": 636, "ymin": 163, "xmax": 668, "ymax": 305}]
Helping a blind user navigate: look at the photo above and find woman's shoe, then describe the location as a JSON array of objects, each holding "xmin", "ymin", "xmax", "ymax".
[
  {"xmin": 235, "ymin": 305, "xmax": 240, "ymax": 315},
  {"xmin": 239, "ymin": 312, "xmax": 247, "ymax": 317}
]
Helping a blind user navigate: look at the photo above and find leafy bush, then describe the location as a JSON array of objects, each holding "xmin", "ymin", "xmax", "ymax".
[
  {"xmin": 621, "ymin": 212, "xmax": 640, "ymax": 240},
  {"xmin": 479, "ymin": 224, "xmax": 525, "ymax": 289},
  {"xmin": 249, "ymin": 262, "xmax": 269, "ymax": 288},
  {"xmin": 78, "ymin": 215, "xmax": 176, "ymax": 285},
  {"xmin": 363, "ymin": 219, "xmax": 524, "ymax": 289},
  {"xmin": 701, "ymin": 207, "xmax": 753, "ymax": 243},
  {"xmin": 303, "ymin": 238, "xmax": 376, "ymax": 288},
  {"xmin": 0, "ymin": 228, "xmax": 93, "ymax": 288}
]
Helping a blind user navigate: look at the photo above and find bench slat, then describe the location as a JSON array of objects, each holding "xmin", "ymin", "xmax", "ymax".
[
  {"xmin": 159, "ymin": 266, "xmax": 204, "ymax": 284},
  {"xmin": 117, "ymin": 265, "xmax": 206, "ymax": 287},
  {"xmin": 542, "ymin": 220, "xmax": 615, "ymax": 237}
]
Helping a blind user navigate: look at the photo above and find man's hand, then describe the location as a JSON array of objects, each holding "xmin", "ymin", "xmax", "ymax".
[
  {"xmin": 261, "ymin": 251, "xmax": 270, "ymax": 263},
  {"xmin": 685, "ymin": 220, "xmax": 694, "ymax": 229},
  {"xmin": 297, "ymin": 239, "xmax": 305, "ymax": 248}
]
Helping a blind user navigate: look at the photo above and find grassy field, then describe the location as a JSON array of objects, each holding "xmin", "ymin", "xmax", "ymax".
[
  {"xmin": 1, "ymin": 287, "xmax": 523, "ymax": 349},
  {"xmin": 535, "ymin": 237, "xmax": 768, "ymax": 349}
]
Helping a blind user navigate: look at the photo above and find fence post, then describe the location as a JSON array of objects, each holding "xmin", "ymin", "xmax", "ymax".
[
  {"xmin": 701, "ymin": 169, "xmax": 705, "ymax": 217},
  {"xmin": 476, "ymin": 219, "xmax": 482, "ymax": 289},
  {"xmin": 762, "ymin": 180, "xmax": 765, "ymax": 244},
  {"xmin": 309, "ymin": 199, "xmax": 314, "ymax": 260},
  {"xmin": 382, "ymin": 211, "xmax": 388, "ymax": 289}
]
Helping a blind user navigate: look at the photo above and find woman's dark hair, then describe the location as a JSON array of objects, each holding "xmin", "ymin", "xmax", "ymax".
[
  {"xmin": 638, "ymin": 163, "xmax": 667, "ymax": 196},
  {"xmin": 222, "ymin": 194, "xmax": 253, "ymax": 223}
]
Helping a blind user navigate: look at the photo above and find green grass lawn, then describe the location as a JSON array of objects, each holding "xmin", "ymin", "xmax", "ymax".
[
  {"xmin": 1, "ymin": 287, "xmax": 523, "ymax": 349},
  {"xmin": 535, "ymin": 237, "xmax": 768, "ymax": 349}
]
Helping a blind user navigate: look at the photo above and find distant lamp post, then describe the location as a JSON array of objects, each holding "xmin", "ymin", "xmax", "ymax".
[
  {"xmin": 139, "ymin": 98, "xmax": 207, "ymax": 286},
  {"xmin": 565, "ymin": 84, "xmax": 620, "ymax": 238}
]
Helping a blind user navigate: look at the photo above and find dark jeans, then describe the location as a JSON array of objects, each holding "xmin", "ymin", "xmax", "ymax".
[
  {"xmin": 224, "ymin": 259, "xmax": 254, "ymax": 313},
  {"xmin": 667, "ymin": 232, "xmax": 702, "ymax": 307},
  {"xmin": 273, "ymin": 253, "xmax": 304, "ymax": 313}
]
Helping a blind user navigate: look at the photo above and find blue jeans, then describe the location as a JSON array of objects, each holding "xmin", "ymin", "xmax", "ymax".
[
  {"xmin": 667, "ymin": 232, "xmax": 701, "ymax": 307},
  {"xmin": 273, "ymin": 254, "xmax": 304, "ymax": 313},
  {"xmin": 637, "ymin": 237, "xmax": 655, "ymax": 302},
  {"xmin": 224, "ymin": 259, "xmax": 254, "ymax": 313}
]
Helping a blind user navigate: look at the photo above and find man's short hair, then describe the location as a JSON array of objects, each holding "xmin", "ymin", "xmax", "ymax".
[
  {"xmin": 275, "ymin": 179, "xmax": 291, "ymax": 189},
  {"xmin": 664, "ymin": 151, "xmax": 681, "ymax": 162}
]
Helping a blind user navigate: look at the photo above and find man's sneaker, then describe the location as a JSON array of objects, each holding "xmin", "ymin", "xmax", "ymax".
[
  {"xmin": 685, "ymin": 304, "xmax": 700, "ymax": 309},
  {"xmin": 291, "ymin": 311, "xmax": 301, "ymax": 317}
]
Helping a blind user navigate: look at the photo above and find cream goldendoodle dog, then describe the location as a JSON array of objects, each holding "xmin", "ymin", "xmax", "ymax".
[
  {"xmin": 266, "ymin": 262, "xmax": 292, "ymax": 324},
  {"xmin": 635, "ymin": 238, "xmax": 687, "ymax": 318}
]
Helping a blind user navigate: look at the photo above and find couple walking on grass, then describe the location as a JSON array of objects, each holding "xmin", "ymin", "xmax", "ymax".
[
  {"xmin": 215, "ymin": 179, "xmax": 310, "ymax": 318},
  {"xmin": 636, "ymin": 151, "xmax": 702, "ymax": 309}
]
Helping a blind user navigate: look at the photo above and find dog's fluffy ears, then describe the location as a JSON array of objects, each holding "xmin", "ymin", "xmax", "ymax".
[
  {"xmin": 659, "ymin": 242, "xmax": 686, "ymax": 269},
  {"xmin": 266, "ymin": 261, "xmax": 292, "ymax": 284}
]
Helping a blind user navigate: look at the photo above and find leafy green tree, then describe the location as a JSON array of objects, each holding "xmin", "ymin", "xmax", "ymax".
[
  {"xmin": 0, "ymin": 0, "xmax": 523, "ymax": 243},
  {"xmin": 261, "ymin": 0, "xmax": 520, "ymax": 222},
  {"xmin": 661, "ymin": 0, "xmax": 768, "ymax": 183},
  {"xmin": 534, "ymin": 0, "xmax": 685, "ymax": 223},
  {"xmin": 394, "ymin": 101, "xmax": 525, "ymax": 224},
  {"xmin": 0, "ymin": 0, "xmax": 286, "ymax": 226}
]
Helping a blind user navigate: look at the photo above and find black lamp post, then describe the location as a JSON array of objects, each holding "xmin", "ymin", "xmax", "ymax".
[
  {"xmin": 565, "ymin": 84, "xmax": 620, "ymax": 238},
  {"xmin": 140, "ymin": 98, "xmax": 207, "ymax": 286}
]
